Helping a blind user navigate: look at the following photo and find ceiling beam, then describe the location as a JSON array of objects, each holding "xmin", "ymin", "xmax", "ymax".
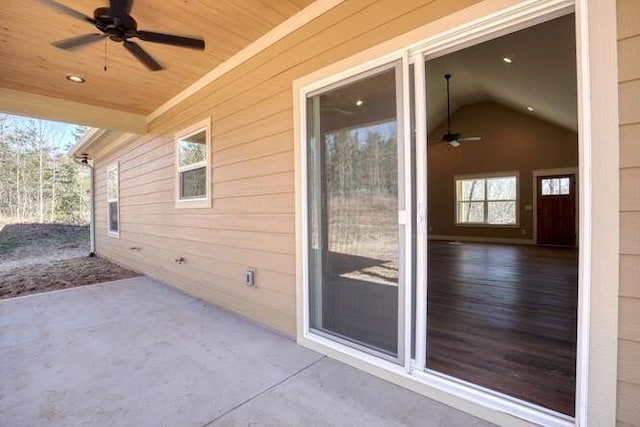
[{"xmin": 0, "ymin": 88, "xmax": 147, "ymax": 134}]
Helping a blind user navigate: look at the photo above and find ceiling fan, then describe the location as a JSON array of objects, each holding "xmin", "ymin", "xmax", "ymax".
[
  {"xmin": 433, "ymin": 74, "xmax": 482, "ymax": 147},
  {"xmin": 39, "ymin": 0, "xmax": 206, "ymax": 71}
]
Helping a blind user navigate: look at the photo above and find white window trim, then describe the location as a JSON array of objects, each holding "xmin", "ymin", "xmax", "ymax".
[
  {"xmin": 175, "ymin": 117, "xmax": 212, "ymax": 209},
  {"xmin": 453, "ymin": 171, "xmax": 520, "ymax": 227},
  {"xmin": 106, "ymin": 162, "xmax": 119, "ymax": 238},
  {"xmin": 293, "ymin": 0, "xmax": 619, "ymax": 426}
]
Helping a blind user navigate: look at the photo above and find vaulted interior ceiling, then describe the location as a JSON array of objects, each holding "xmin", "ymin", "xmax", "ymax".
[
  {"xmin": 426, "ymin": 13, "xmax": 577, "ymax": 134},
  {"xmin": 305, "ymin": 13, "xmax": 577, "ymax": 139},
  {"xmin": 0, "ymin": 0, "xmax": 314, "ymax": 116}
]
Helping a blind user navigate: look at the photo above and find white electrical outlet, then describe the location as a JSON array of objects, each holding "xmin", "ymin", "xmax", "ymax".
[{"xmin": 245, "ymin": 269, "xmax": 256, "ymax": 287}]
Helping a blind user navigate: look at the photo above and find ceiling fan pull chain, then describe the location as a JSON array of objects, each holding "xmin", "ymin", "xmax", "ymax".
[{"xmin": 104, "ymin": 37, "xmax": 108, "ymax": 71}]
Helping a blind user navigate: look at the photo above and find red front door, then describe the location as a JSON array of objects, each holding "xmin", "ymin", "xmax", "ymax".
[{"xmin": 537, "ymin": 174, "xmax": 576, "ymax": 246}]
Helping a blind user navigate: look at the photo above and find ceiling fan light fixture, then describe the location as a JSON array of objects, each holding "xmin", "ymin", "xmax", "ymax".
[
  {"xmin": 503, "ymin": 56, "xmax": 513, "ymax": 64},
  {"xmin": 448, "ymin": 140, "xmax": 461, "ymax": 148},
  {"xmin": 65, "ymin": 75, "xmax": 85, "ymax": 83},
  {"xmin": 43, "ymin": 0, "xmax": 206, "ymax": 72}
]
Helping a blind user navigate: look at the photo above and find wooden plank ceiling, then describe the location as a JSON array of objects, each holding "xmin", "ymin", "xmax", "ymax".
[{"xmin": 0, "ymin": 0, "xmax": 314, "ymax": 115}]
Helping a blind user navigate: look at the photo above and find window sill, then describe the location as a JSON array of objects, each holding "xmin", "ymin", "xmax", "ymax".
[
  {"xmin": 175, "ymin": 198, "xmax": 211, "ymax": 209},
  {"xmin": 107, "ymin": 231, "xmax": 120, "ymax": 238}
]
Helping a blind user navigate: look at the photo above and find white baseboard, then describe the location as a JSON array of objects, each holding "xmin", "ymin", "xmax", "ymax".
[{"xmin": 428, "ymin": 234, "xmax": 535, "ymax": 245}]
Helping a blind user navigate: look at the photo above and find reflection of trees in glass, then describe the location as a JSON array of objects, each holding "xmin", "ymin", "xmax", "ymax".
[
  {"xmin": 179, "ymin": 140, "xmax": 206, "ymax": 166},
  {"xmin": 180, "ymin": 167, "xmax": 206, "ymax": 199},
  {"xmin": 322, "ymin": 121, "xmax": 399, "ymax": 275},
  {"xmin": 324, "ymin": 122, "xmax": 397, "ymax": 197},
  {"xmin": 107, "ymin": 168, "xmax": 118, "ymax": 200}
]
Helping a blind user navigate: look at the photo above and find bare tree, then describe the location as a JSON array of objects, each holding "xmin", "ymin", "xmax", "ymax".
[{"xmin": 0, "ymin": 114, "xmax": 89, "ymax": 224}]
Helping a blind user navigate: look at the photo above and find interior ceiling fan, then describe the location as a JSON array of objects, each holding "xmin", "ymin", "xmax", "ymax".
[
  {"xmin": 433, "ymin": 74, "xmax": 482, "ymax": 147},
  {"xmin": 39, "ymin": 0, "xmax": 206, "ymax": 71}
]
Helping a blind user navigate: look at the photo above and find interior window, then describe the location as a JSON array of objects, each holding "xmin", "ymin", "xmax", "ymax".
[
  {"xmin": 455, "ymin": 174, "xmax": 517, "ymax": 225},
  {"xmin": 541, "ymin": 177, "xmax": 571, "ymax": 195}
]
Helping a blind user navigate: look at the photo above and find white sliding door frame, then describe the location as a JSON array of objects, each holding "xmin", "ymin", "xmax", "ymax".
[
  {"xmin": 294, "ymin": 0, "xmax": 619, "ymax": 425},
  {"xmin": 300, "ymin": 55, "xmax": 412, "ymax": 365}
]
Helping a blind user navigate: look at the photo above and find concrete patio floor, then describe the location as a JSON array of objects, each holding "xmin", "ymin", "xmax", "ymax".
[{"xmin": 1, "ymin": 277, "xmax": 492, "ymax": 427}]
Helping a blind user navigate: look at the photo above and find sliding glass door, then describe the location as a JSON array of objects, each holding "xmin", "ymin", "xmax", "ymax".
[
  {"xmin": 302, "ymin": 8, "xmax": 580, "ymax": 422},
  {"xmin": 306, "ymin": 62, "xmax": 407, "ymax": 360}
]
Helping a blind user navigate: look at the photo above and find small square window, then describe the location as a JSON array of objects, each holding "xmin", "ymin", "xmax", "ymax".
[{"xmin": 541, "ymin": 177, "xmax": 571, "ymax": 196}]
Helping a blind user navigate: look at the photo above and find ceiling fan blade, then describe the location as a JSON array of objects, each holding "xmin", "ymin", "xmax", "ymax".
[
  {"xmin": 458, "ymin": 136, "xmax": 482, "ymax": 142},
  {"xmin": 135, "ymin": 31, "xmax": 205, "ymax": 50},
  {"xmin": 109, "ymin": 0, "xmax": 132, "ymax": 19},
  {"xmin": 123, "ymin": 41, "xmax": 163, "ymax": 71},
  {"xmin": 332, "ymin": 107, "xmax": 354, "ymax": 116},
  {"xmin": 52, "ymin": 34, "xmax": 105, "ymax": 50},
  {"xmin": 37, "ymin": 0, "xmax": 95, "ymax": 24}
]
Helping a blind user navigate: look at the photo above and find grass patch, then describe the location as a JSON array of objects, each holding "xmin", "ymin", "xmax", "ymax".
[{"xmin": 0, "ymin": 238, "xmax": 18, "ymax": 252}]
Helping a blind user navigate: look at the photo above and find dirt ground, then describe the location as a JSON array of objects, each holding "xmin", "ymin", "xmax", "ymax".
[{"xmin": 0, "ymin": 223, "xmax": 140, "ymax": 300}]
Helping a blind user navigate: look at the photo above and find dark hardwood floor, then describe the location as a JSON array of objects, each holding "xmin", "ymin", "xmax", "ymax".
[
  {"xmin": 317, "ymin": 242, "xmax": 578, "ymax": 416},
  {"xmin": 427, "ymin": 241, "xmax": 578, "ymax": 416}
]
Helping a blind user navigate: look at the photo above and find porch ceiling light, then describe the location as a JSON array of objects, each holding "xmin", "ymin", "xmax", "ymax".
[
  {"xmin": 527, "ymin": 106, "xmax": 534, "ymax": 112},
  {"xmin": 356, "ymin": 99, "xmax": 364, "ymax": 107},
  {"xmin": 66, "ymin": 75, "xmax": 85, "ymax": 83},
  {"xmin": 503, "ymin": 57, "xmax": 513, "ymax": 64}
]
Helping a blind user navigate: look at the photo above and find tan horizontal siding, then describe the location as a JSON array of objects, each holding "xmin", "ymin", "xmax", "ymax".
[
  {"xmin": 93, "ymin": 0, "xmax": 483, "ymax": 337},
  {"xmin": 102, "ymin": 239, "xmax": 296, "ymax": 301},
  {"xmin": 119, "ymin": 223, "xmax": 294, "ymax": 254},
  {"xmin": 618, "ymin": 36, "xmax": 640, "ymax": 83},
  {"xmin": 621, "ymin": 213, "xmax": 640, "ymax": 255},
  {"xmin": 214, "ymin": 171, "xmax": 294, "ymax": 198},
  {"xmin": 618, "ymin": 381, "xmax": 640, "ymax": 426},
  {"xmin": 122, "ymin": 212, "xmax": 295, "ymax": 234},
  {"xmin": 619, "ymin": 298, "xmax": 640, "ymax": 342},
  {"xmin": 212, "ymin": 150, "xmax": 294, "ymax": 183},
  {"xmin": 619, "ymin": 80, "xmax": 640, "ymax": 125},
  {"xmin": 213, "ymin": 110, "xmax": 294, "ymax": 153},
  {"xmin": 618, "ymin": 1, "xmax": 640, "ymax": 424},
  {"xmin": 620, "ymin": 255, "xmax": 640, "ymax": 298},
  {"xmin": 109, "ymin": 229, "xmax": 296, "ymax": 275},
  {"xmin": 621, "ymin": 124, "xmax": 640, "ymax": 168},
  {"xmin": 618, "ymin": 0, "xmax": 640, "ymax": 40},
  {"xmin": 621, "ymin": 168, "xmax": 640, "ymax": 211},
  {"xmin": 619, "ymin": 339, "xmax": 640, "ymax": 384},
  {"xmin": 98, "ymin": 244, "xmax": 296, "ymax": 335}
]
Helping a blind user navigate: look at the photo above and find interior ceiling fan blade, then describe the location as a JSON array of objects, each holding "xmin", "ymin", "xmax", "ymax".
[
  {"xmin": 332, "ymin": 107, "xmax": 354, "ymax": 116},
  {"xmin": 135, "ymin": 31, "xmax": 206, "ymax": 50},
  {"xmin": 52, "ymin": 34, "xmax": 106, "ymax": 50},
  {"xmin": 37, "ymin": 0, "xmax": 95, "ymax": 24},
  {"xmin": 123, "ymin": 41, "xmax": 163, "ymax": 71},
  {"xmin": 109, "ymin": 0, "xmax": 132, "ymax": 19},
  {"xmin": 458, "ymin": 136, "xmax": 482, "ymax": 142}
]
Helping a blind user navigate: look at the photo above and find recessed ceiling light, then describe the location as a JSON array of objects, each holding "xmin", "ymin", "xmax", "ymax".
[
  {"xmin": 356, "ymin": 99, "xmax": 364, "ymax": 107},
  {"xmin": 65, "ymin": 75, "xmax": 85, "ymax": 83},
  {"xmin": 503, "ymin": 57, "xmax": 513, "ymax": 64},
  {"xmin": 527, "ymin": 106, "xmax": 534, "ymax": 112}
]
